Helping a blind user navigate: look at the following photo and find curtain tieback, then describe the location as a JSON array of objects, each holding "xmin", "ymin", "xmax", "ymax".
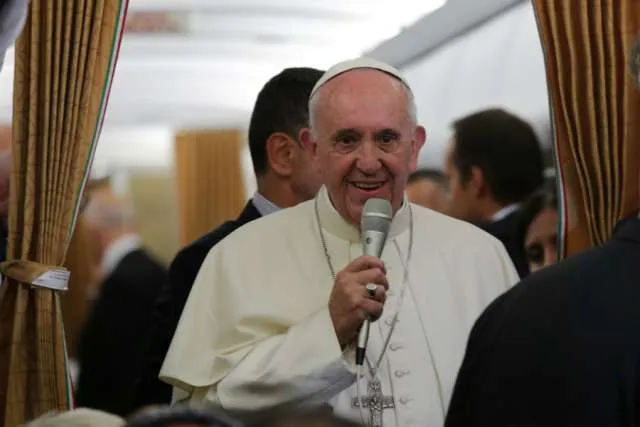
[{"xmin": 0, "ymin": 260, "xmax": 70, "ymax": 291}]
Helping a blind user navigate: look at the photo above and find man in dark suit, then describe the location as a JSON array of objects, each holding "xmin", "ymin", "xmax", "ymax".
[
  {"xmin": 133, "ymin": 67, "xmax": 325, "ymax": 407},
  {"xmin": 75, "ymin": 190, "xmax": 168, "ymax": 417},
  {"xmin": 444, "ymin": 213, "xmax": 640, "ymax": 427},
  {"xmin": 443, "ymin": 108, "xmax": 544, "ymax": 278},
  {"xmin": 445, "ymin": 38, "xmax": 640, "ymax": 427}
]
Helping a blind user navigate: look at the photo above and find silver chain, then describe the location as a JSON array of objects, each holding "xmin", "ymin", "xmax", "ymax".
[
  {"xmin": 313, "ymin": 196, "xmax": 414, "ymax": 377},
  {"xmin": 314, "ymin": 196, "xmax": 447, "ymax": 422}
]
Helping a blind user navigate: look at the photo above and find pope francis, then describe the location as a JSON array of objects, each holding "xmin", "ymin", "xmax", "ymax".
[{"xmin": 160, "ymin": 58, "xmax": 519, "ymax": 427}]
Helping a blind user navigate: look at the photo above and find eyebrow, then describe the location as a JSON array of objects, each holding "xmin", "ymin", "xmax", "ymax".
[
  {"xmin": 373, "ymin": 128, "xmax": 401, "ymax": 139},
  {"xmin": 331, "ymin": 128, "xmax": 362, "ymax": 141}
]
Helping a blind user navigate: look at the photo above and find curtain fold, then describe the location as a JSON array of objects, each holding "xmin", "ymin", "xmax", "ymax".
[
  {"xmin": 0, "ymin": 1, "xmax": 129, "ymax": 425},
  {"xmin": 174, "ymin": 129, "xmax": 247, "ymax": 246},
  {"xmin": 533, "ymin": 0, "xmax": 640, "ymax": 258}
]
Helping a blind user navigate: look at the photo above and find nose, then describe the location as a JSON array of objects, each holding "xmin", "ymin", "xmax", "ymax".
[{"xmin": 355, "ymin": 141, "xmax": 382, "ymax": 174}]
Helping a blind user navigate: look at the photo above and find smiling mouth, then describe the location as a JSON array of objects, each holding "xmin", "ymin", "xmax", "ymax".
[{"xmin": 351, "ymin": 182, "xmax": 385, "ymax": 191}]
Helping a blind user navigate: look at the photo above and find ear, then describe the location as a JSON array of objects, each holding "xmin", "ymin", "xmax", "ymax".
[
  {"xmin": 409, "ymin": 125, "xmax": 427, "ymax": 171},
  {"xmin": 468, "ymin": 166, "xmax": 486, "ymax": 197},
  {"xmin": 265, "ymin": 132, "xmax": 296, "ymax": 177},
  {"xmin": 299, "ymin": 127, "xmax": 319, "ymax": 160}
]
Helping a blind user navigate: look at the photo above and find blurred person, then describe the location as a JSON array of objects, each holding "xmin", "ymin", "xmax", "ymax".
[
  {"xmin": 0, "ymin": 0, "xmax": 28, "ymax": 71},
  {"xmin": 0, "ymin": 0, "xmax": 27, "ymax": 262},
  {"xmin": 160, "ymin": 58, "xmax": 518, "ymax": 426},
  {"xmin": 0, "ymin": 0, "xmax": 27, "ymax": 263},
  {"xmin": 133, "ymin": 67, "xmax": 325, "ymax": 407},
  {"xmin": 124, "ymin": 405, "xmax": 242, "ymax": 427},
  {"xmin": 444, "ymin": 36, "xmax": 640, "ymax": 427},
  {"xmin": 517, "ymin": 185, "xmax": 559, "ymax": 274},
  {"xmin": 258, "ymin": 410, "xmax": 364, "ymax": 427},
  {"xmin": 75, "ymin": 190, "xmax": 168, "ymax": 417},
  {"xmin": 0, "ymin": 138, "xmax": 10, "ymax": 263},
  {"xmin": 22, "ymin": 408, "xmax": 124, "ymax": 427},
  {"xmin": 444, "ymin": 108, "xmax": 544, "ymax": 277},
  {"xmin": 405, "ymin": 168, "xmax": 447, "ymax": 212}
]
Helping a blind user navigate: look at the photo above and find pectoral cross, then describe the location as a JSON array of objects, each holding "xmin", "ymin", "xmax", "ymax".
[{"xmin": 352, "ymin": 377, "xmax": 395, "ymax": 427}]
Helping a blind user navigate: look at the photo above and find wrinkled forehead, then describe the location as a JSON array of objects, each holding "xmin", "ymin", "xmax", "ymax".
[{"xmin": 313, "ymin": 70, "xmax": 413, "ymax": 127}]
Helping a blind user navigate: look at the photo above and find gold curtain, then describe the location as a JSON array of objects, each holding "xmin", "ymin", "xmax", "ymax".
[
  {"xmin": 174, "ymin": 129, "xmax": 247, "ymax": 246},
  {"xmin": 0, "ymin": 1, "xmax": 129, "ymax": 425},
  {"xmin": 533, "ymin": 1, "xmax": 640, "ymax": 258}
]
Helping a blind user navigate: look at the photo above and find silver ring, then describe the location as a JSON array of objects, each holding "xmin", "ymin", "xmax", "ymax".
[{"xmin": 366, "ymin": 283, "xmax": 377, "ymax": 297}]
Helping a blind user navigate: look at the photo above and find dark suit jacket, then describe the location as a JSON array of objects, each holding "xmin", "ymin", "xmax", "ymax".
[
  {"xmin": 445, "ymin": 217, "xmax": 640, "ymax": 427},
  {"xmin": 133, "ymin": 201, "xmax": 261, "ymax": 407},
  {"xmin": 75, "ymin": 248, "xmax": 167, "ymax": 417},
  {"xmin": 478, "ymin": 209, "xmax": 528, "ymax": 278}
]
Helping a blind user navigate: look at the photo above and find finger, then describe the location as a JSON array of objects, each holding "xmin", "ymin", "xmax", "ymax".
[
  {"xmin": 343, "ymin": 256, "xmax": 386, "ymax": 274},
  {"xmin": 359, "ymin": 299, "xmax": 384, "ymax": 321},
  {"xmin": 353, "ymin": 268, "xmax": 389, "ymax": 290},
  {"xmin": 372, "ymin": 285, "xmax": 386, "ymax": 304}
]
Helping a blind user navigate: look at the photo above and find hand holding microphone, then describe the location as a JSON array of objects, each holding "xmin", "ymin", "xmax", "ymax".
[{"xmin": 328, "ymin": 198, "xmax": 393, "ymax": 362}]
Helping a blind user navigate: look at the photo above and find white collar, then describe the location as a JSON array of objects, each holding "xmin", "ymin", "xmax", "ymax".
[
  {"xmin": 251, "ymin": 192, "xmax": 281, "ymax": 216},
  {"xmin": 101, "ymin": 234, "xmax": 142, "ymax": 278},
  {"xmin": 316, "ymin": 186, "xmax": 410, "ymax": 243},
  {"xmin": 491, "ymin": 203, "xmax": 521, "ymax": 222}
]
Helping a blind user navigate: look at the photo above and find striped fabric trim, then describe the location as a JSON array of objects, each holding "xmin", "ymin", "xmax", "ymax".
[
  {"xmin": 64, "ymin": 0, "xmax": 131, "ymax": 408},
  {"xmin": 68, "ymin": 0, "xmax": 130, "ymax": 239}
]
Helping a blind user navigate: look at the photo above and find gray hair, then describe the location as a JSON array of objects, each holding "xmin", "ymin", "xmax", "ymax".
[{"xmin": 308, "ymin": 71, "xmax": 418, "ymax": 135}]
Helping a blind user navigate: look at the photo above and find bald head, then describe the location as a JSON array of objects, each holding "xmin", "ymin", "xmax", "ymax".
[
  {"xmin": 24, "ymin": 408, "xmax": 124, "ymax": 427},
  {"xmin": 83, "ymin": 189, "xmax": 135, "ymax": 232}
]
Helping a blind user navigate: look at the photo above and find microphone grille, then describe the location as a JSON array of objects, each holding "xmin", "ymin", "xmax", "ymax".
[{"xmin": 361, "ymin": 198, "xmax": 393, "ymax": 233}]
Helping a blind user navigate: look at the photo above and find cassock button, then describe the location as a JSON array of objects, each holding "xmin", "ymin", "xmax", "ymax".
[
  {"xmin": 394, "ymin": 369, "xmax": 410, "ymax": 378},
  {"xmin": 399, "ymin": 396, "xmax": 413, "ymax": 405}
]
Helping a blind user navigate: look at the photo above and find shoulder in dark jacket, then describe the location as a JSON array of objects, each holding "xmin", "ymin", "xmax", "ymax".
[{"xmin": 133, "ymin": 201, "xmax": 261, "ymax": 407}]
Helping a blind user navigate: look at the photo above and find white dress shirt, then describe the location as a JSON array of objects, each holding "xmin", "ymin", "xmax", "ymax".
[
  {"xmin": 490, "ymin": 203, "xmax": 521, "ymax": 222},
  {"xmin": 251, "ymin": 192, "xmax": 281, "ymax": 216}
]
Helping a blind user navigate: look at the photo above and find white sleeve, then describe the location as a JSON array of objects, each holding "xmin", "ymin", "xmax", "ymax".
[{"xmin": 190, "ymin": 307, "xmax": 357, "ymax": 411}]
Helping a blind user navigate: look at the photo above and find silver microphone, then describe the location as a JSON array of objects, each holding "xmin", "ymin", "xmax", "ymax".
[{"xmin": 356, "ymin": 198, "xmax": 392, "ymax": 366}]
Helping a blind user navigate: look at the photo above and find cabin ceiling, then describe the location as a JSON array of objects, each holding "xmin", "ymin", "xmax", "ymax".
[{"xmin": 0, "ymin": 0, "xmax": 446, "ymax": 129}]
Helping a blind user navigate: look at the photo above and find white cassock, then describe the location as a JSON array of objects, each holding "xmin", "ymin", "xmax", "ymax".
[{"xmin": 160, "ymin": 186, "xmax": 519, "ymax": 427}]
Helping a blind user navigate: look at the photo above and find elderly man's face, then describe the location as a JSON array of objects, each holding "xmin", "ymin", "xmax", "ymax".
[{"xmin": 304, "ymin": 69, "xmax": 425, "ymax": 225}]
